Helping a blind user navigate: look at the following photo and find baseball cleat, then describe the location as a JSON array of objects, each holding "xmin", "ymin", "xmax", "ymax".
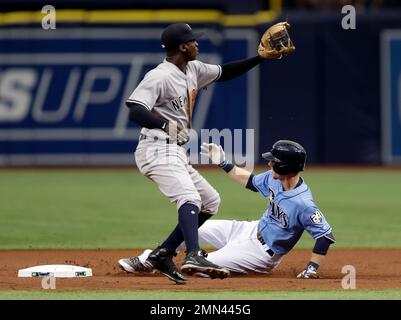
[
  {"xmin": 181, "ymin": 250, "xmax": 230, "ymax": 279},
  {"xmin": 192, "ymin": 272, "xmax": 211, "ymax": 278},
  {"xmin": 118, "ymin": 249, "xmax": 154, "ymax": 273},
  {"xmin": 145, "ymin": 247, "xmax": 187, "ymax": 284},
  {"xmin": 118, "ymin": 257, "xmax": 154, "ymax": 273}
]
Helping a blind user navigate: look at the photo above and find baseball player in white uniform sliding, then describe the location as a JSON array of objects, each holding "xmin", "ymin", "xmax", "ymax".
[
  {"xmin": 120, "ymin": 140, "xmax": 336, "ymax": 278},
  {"xmin": 118, "ymin": 23, "xmax": 293, "ymax": 284}
]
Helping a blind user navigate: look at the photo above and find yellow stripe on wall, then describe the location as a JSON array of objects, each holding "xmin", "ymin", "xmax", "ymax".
[
  {"xmin": 53, "ymin": 10, "xmax": 88, "ymax": 22},
  {"xmin": 89, "ymin": 10, "xmax": 223, "ymax": 23},
  {"xmin": 0, "ymin": 9, "xmax": 280, "ymax": 27}
]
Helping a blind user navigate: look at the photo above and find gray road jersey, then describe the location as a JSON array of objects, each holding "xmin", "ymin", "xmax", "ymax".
[{"xmin": 127, "ymin": 59, "xmax": 221, "ymax": 138}]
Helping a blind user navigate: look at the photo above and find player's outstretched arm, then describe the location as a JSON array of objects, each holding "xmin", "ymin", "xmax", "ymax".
[
  {"xmin": 297, "ymin": 233, "xmax": 335, "ymax": 279},
  {"xmin": 216, "ymin": 56, "xmax": 264, "ymax": 82},
  {"xmin": 200, "ymin": 142, "xmax": 251, "ymax": 187}
]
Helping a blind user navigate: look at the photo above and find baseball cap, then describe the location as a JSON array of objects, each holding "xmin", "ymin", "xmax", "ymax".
[{"xmin": 161, "ymin": 23, "xmax": 204, "ymax": 51}]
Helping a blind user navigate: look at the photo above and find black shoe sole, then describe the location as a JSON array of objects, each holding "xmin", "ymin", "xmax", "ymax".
[
  {"xmin": 161, "ymin": 271, "xmax": 187, "ymax": 284},
  {"xmin": 181, "ymin": 264, "xmax": 230, "ymax": 279},
  {"xmin": 146, "ymin": 259, "xmax": 187, "ymax": 284}
]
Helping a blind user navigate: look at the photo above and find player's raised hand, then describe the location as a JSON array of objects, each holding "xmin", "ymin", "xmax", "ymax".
[{"xmin": 200, "ymin": 143, "xmax": 225, "ymax": 165}]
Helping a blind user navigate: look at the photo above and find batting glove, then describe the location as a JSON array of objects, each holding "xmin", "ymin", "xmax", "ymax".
[
  {"xmin": 200, "ymin": 143, "xmax": 226, "ymax": 165},
  {"xmin": 297, "ymin": 262, "xmax": 320, "ymax": 279}
]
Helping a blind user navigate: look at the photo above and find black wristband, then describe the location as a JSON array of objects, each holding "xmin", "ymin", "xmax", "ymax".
[
  {"xmin": 219, "ymin": 160, "xmax": 234, "ymax": 173},
  {"xmin": 313, "ymin": 234, "xmax": 334, "ymax": 255},
  {"xmin": 246, "ymin": 174, "xmax": 258, "ymax": 192}
]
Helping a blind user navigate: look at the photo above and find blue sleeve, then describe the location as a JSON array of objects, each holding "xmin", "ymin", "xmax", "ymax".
[
  {"xmin": 251, "ymin": 171, "xmax": 272, "ymax": 197},
  {"xmin": 299, "ymin": 207, "xmax": 332, "ymax": 240}
]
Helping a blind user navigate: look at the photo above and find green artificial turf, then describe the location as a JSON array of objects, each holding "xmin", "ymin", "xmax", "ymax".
[
  {"xmin": 0, "ymin": 169, "xmax": 400, "ymax": 249},
  {"xmin": 1, "ymin": 289, "xmax": 401, "ymax": 300}
]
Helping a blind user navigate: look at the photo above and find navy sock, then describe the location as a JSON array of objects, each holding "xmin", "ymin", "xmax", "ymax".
[
  {"xmin": 178, "ymin": 203, "xmax": 200, "ymax": 252},
  {"xmin": 161, "ymin": 212, "xmax": 213, "ymax": 250},
  {"xmin": 161, "ymin": 225, "xmax": 182, "ymax": 250}
]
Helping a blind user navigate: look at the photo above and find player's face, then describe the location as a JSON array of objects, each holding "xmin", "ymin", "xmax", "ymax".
[{"xmin": 184, "ymin": 40, "xmax": 199, "ymax": 60}]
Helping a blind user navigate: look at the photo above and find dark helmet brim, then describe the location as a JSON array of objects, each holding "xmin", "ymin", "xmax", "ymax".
[{"xmin": 262, "ymin": 152, "xmax": 280, "ymax": 162}]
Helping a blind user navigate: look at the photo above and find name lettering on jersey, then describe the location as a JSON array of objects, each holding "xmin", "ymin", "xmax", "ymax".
[
  {"xmin": 268, "ymin": 188, "xmax": 289, "ymax": 228},
  {"xmin": 310, "ymin": 210, "xmax": 323, "ymax": 224},
  {"xmin": 170, "ymin": 96, "xmax": 188, "ymax": 111}
]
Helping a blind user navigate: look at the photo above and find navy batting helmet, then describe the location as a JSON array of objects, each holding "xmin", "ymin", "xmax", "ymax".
[{"xmin": 262, "ymin": 140, "xmax": 306, "ymax": 175}]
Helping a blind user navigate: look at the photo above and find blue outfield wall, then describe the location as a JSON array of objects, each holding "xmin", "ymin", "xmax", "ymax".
[
  {"xmin": 0, "ymin": 11, "xmax": 401, "ymax": 165},
  {"xmin": 0, "ymin": 26, "xmax": 259, "ymax": 165},
  {"xmin": 259, "ymin": 11, "xmax": 401, "ymax": 164}
]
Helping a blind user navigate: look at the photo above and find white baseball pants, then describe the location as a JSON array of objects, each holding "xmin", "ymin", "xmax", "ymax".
[
  {"xmin": 197, "ymin": 220, "xmax": 283, "ymax": 274},
  {"xmin": 135, "ymin": 139, "xmax": 220, "ymax": 214}
]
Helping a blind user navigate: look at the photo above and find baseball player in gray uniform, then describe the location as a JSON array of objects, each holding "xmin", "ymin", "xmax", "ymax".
[
  {"xmin": 118, "ymin": 23, "xmax": 294, "ymax": 284},
  {"xmin": 119, "ymin": 140, "xmax": 335, "ymax": 278}
]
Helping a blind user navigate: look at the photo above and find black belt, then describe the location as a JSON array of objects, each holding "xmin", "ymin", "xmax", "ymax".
[
  {"xmin": 139, "ymin": 134, "xmax": 173, "ymax": 144},
  {"xmin": 257, "ymin": 230, "xmax": 275, "ymax": 257}
]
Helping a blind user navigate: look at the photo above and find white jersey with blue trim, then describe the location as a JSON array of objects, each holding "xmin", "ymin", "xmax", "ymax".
[{"xmin": 254, "ymin": 170, "xmax": 332, "ymax": 255}]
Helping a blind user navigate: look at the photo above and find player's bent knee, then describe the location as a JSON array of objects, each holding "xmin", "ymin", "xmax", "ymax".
[
  {"xmin": 176, "ymin": 196, "xmax": 202, "ymax": 212},
  {"xmin": 201, "ymin": 193, "xmax": 221, "ymax": 215}
]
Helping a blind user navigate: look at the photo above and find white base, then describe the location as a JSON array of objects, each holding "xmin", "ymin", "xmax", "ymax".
[{"xmin": 17, "ymin": 265, "xmax": 92, "ymax": 278}]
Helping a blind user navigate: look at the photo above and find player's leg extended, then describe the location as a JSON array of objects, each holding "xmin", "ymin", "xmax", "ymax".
[
  {"xmin": 133, "ymin": 142, "xmax": 202, "ymax": 283},
  {"xmin": 158, "ymin": 169, "xmax": 219, "ymax": 251},
  {"xmin": 119, "ymin": 222, "xmax": 276, "ymax": 276},
  {"xmin": 177, "ymin": 165, "xmax": 229, "ymax": 278},
  {"xmin": 179, "ymin": 220, "xmax": 269, "ymax": 274},
  {"xmin": 135, "ymin": 143, "xmax": 228, "ymax": 280},
  {"xmin": 204, "ymin": 221, "xmax": 283, "ymax": 274},
  {"xmin": 164, "ymin": 165, "xmax": 221, "ymax": 251},
  {"xmin": 117, "ymin": 218, "xmax": 236, "ymax": 274},
  {"xmin": 140, "ymin": 147, "xmax": 203, "ymax": 253},
  {"xmin": 197, "ymin": 220, "xmax": 237, "ymax": 249}
]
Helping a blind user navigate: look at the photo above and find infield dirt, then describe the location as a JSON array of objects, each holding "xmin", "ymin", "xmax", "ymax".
[{"xmin": 1, "ymin": 249, "xmax": 400, "ymax": 291}]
